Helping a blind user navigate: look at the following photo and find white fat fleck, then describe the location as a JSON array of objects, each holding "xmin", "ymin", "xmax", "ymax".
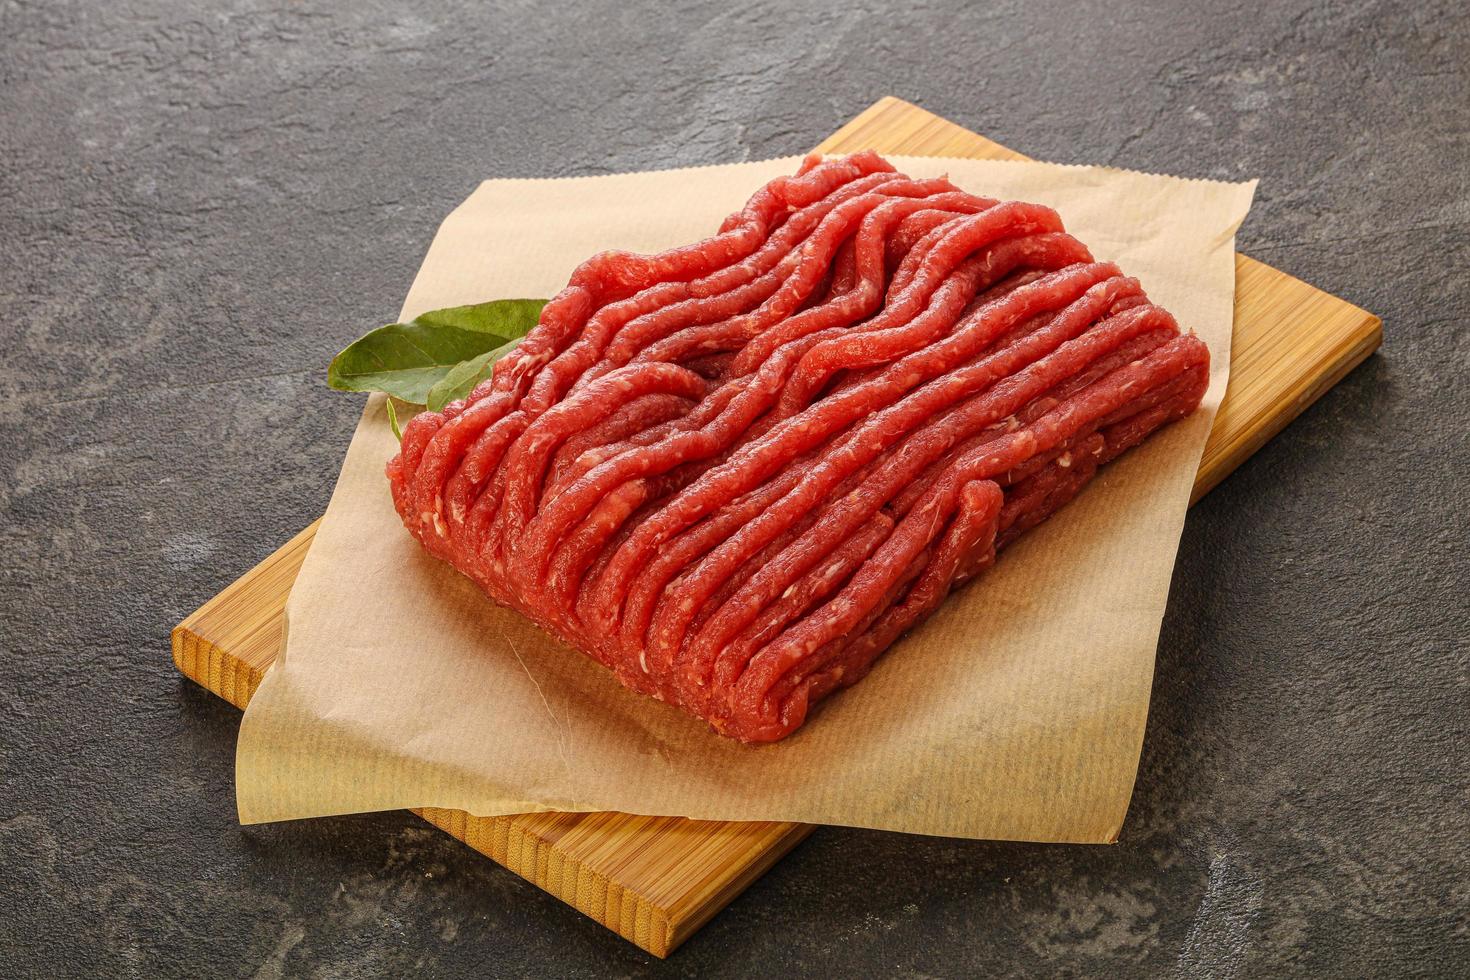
[
  {"xmin": 639, "ymin": 650, "xmax": 649, "ymax": 673},
  {"xmin": 1059, "ymin": 453, "xmax": 1073, "ymax": 468}
]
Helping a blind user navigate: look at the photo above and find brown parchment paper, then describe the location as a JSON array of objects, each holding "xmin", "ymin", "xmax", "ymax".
[{"xmin": 236, "ymin": 155, "xmax": 1255, "ymax": 842}]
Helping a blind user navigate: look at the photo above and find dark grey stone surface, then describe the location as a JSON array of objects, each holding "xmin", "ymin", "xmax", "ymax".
[{"xmin": 2, "ymin": 0, "xmax": 1466, "ymax": 976}]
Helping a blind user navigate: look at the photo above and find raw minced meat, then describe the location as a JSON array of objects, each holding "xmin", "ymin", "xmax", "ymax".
[{"xmin": 384, "ymin": 153, "xmax": 1209, "ymax": 742}]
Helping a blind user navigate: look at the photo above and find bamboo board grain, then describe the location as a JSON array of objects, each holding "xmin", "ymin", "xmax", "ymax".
[{"xmin": 172, "ymin": 96, "xmax": 1382, "ymax": 957}]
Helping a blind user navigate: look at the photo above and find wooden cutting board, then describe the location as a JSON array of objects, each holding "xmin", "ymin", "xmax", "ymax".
[{"xmin": 171, "ymin": 96, "xmax": 1381, "ymax": 957}]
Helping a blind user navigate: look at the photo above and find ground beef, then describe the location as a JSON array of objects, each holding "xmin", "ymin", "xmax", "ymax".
[{"xmin": 385, "ymin": 153, "xmax": 1211, "ymax": 742}]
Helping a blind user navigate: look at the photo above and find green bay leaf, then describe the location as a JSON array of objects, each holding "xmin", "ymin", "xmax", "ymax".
[
  {"xmin": 327, "ymin": 298, "xmax": 547, "ymax": 404},
  {"xmin": 425, "ymin": 336, "xmax": 523, "ymax": 412},
  {"xmin": 385, "ymin": 397, "xmax": 403, "ymax": 441}
]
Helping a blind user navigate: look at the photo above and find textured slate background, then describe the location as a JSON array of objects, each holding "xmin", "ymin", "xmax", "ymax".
[{"xmin": 2, "ymin": 1, "xmax": 1466, "ymax": 976}]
